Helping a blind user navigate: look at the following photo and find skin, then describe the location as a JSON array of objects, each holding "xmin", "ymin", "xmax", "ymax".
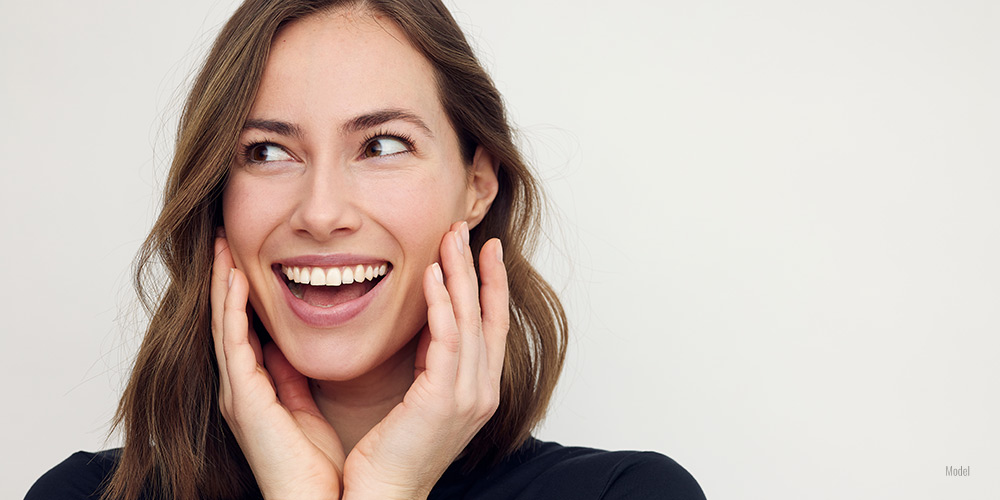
[{"xmin": 211, "ymin": 8, "xmax": 508, "ymax": 499}]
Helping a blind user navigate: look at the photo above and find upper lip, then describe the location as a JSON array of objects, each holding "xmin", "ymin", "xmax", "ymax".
[{"xmin": 276, "ymin": 254, "xmax": 390, "ymax": 268}]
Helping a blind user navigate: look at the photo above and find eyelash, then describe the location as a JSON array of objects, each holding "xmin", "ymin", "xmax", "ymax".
[
  {"xmin": 237, "ymin": 135, "xmax": 296, "ymax": 167},
  {"xmin": 237, "ymin": 130, "xmax": 416, "ymax": 165},
  {"xmin": 360, "ymin": 129, "xmax": 416, "ymax": 158}
]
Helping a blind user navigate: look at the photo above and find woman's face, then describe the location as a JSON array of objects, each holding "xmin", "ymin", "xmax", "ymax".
[{"xmin": 222, "ymin": 9, "xmax": 496, "ymax": 381}]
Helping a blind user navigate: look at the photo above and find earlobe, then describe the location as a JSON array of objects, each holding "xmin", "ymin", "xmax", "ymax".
[{"xmin": 465, "ymin": 146, "xmax": 500, "ymax": 228}]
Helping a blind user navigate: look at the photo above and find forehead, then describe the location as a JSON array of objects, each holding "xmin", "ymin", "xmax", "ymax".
[{"xmin": 251, "ymin": 8, "xmax": 442, "ymax": 126}]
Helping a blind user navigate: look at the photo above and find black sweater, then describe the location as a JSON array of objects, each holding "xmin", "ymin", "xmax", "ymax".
[{"xmin": 26, "ymin": 438, "xmax": 705, "ymax": 499}]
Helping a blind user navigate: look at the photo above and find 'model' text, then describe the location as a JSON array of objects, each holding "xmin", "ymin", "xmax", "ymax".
[{"xmin": 945, "ymin": 466, "xmax": 969, "ymax": 477}]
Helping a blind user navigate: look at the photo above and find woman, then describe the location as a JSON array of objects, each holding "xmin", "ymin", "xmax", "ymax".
[{"xmin": 28, "ymin": 0, "xmax": 704, "ymax": 498}]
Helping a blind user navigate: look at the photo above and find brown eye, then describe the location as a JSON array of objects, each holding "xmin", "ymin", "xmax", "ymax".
[
  {"xmin": 246, "ymin": 143, "xmax": 292, "ymax": 163},
  {"xmin": 362, "ymin": 136, "xmax": 411, "ymax": 158},
  {"xmin": 364, "ymin": 140, "xmax": 383, "ymax": 158}
]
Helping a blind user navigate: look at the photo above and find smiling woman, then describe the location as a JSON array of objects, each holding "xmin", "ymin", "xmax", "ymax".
[
  {"xmin": 25, "ymin": 1, "xmax": 703, "ymax": 499},
  {"xmin": 221, "ymin": 13, "xmax": 497, "ymax": 388}
]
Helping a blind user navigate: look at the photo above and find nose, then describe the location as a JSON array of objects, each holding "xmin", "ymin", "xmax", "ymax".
[{"xmin": 289, "ymin": 164, "xmax": 362, "ymax": 241}]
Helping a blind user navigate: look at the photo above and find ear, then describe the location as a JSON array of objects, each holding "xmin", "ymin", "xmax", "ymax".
[{"xmin": 464, "ymin": 146, "xmax": 499, "ymax": 228}]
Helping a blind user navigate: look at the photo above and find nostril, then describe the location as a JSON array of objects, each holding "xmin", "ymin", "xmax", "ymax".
[{"xmin": 288, "ymin": 184, "xmax": 364, "ymax": 240}]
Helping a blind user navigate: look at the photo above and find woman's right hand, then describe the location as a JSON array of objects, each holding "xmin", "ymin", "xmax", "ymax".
[{"xmin": 212, "ymin": 233, "xmax": 346, "ymax": 499}]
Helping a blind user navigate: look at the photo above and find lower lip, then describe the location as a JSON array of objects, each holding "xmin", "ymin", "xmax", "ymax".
[{"xmin": 275, "ymin": 268, "xmax": 388, "ymax": 327}]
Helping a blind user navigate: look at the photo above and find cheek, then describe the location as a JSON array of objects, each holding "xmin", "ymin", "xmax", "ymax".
[
  {"xmin": 363, "ymin": 173, "xmax": 470, "ymax": 251},
  {"xmin": 221, "ymin": 176, "xmax": 284, "ymax": 268}
]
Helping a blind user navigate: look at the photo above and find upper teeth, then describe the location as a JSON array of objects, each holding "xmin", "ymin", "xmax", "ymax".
[{"xmin": 282, "ymin": 263, "xmax": 388, "ymax": 286}]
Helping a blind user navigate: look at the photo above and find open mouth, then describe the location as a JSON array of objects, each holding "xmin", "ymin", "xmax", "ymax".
[{"xmin": 277, "ymin": 262, "xmax": 390, "ymax": 309}]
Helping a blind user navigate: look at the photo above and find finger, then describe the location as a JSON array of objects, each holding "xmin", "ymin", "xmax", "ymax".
[
  {"xmin": 263, "ymin": 343, "xmax": 347, "ymax": 469},
  {"xmin": 222, "ymin": 269, "xmax": 263, "ymax": 390},
  {"xmin": 246, "ymin": 303, "xmax": 264, "ymax": 366},
  {"xmin": 421, "ymin": 262, "xmax": 460, "ymax": 387},
  {"xmin": 211, "ymin": 235, "xmax": 235, "ymax": 397},
  {"xmin": 442, "ymin": 222, "xmax": 481, "ymax": 329},
  {"xmin": 264, "ymin": 342, "xmax": 321, "ymax": 418},
  {"xmin": 412, "ymin": 323, "xmax": 431, "ymax": 380},
  {"xmin": 439, "ymin": 222, "xmax": 484, "ymax": 378},
  {"xmin": 478, "ymin": 238, "xmax": 510, "ymax": 385}
]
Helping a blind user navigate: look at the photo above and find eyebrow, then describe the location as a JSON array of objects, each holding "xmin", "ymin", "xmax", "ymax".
[
  {"xmin": 242, "ymin": 109, "xmax": 434, "ymax": 138},
  {"xmin": 242, "ymin": 119, "xmax": 303, "ymax": 138},
  {"xmin": 341, "ymin": 108, "xmax": 434, "ymax": 137}
]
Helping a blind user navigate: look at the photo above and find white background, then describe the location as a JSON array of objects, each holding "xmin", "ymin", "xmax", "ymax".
[{"xmin": 2, "ymin": 0, "xmax": 997, "ymax": 498}]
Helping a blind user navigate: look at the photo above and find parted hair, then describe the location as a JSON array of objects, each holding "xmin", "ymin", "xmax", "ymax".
[{"xmin": 106, "ymin": 0, "xmax": 568, "ymax": 499}]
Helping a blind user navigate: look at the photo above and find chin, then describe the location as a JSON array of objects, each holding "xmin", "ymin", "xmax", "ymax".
[{"xmin": 269, "ymin": 321, "xmax": 421, "ymax": 383}]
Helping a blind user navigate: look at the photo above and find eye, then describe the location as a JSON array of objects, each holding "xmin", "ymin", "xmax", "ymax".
[
  {"xmin": 362, "ymin": 136, "xmax": 412, "ymax": 158},
  {"xmin": 244, "ymin": 142, "xmax": 293, "ymax": 163}
]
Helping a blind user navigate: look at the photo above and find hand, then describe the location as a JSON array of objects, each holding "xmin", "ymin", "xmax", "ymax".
[
  {"xmin": 212, "ymin": 232, "xmax": 346, "ymax": 499},
  {"xmin": 341, "ymin": 221, "xmax": 510, "ymax": 499}
]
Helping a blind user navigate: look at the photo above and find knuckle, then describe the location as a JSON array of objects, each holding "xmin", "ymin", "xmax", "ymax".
[
  {"xmin": 494, "ymin": 309, "xmax": 511, "ymax": 329},
  {"xmin": 228, "ymin": 402, "xmax": 250, "ymax": 423},
  {"xmin": 477, "ymin": 390, "xmax": 500, "ymax": 417},
  {"xmin": 441, "ymin": 330, "xmax": 461, "ymax": 353},
  {"xmin": 218, "ymin": 401, "xmax": 233, "ymax": 421},
  {"xmin": 457, "ymin": 402, "xmax": 478, "ymax": 420},
  {"xmin": 484, "ymin": 314, "xmax": 510, "ymax": 334},
  {"xmin": 461, "ymin": 320, "xmax": 483, "ymax": 338},
  {"xmin": 486, "ymin": 392, "xmax": 500, "ymax": 413},
  {"xmin": 453, "ymin": 393, "xmax": 476, "ymax": 417}
]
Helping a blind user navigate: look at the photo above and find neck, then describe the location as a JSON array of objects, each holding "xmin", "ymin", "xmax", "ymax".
[{"xmin": 309, "ymin": 337, "xmax": 417, "ymax": 453}]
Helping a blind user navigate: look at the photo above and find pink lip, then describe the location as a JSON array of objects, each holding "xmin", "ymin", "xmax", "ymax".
[{"xmin": 273, "ymin": 258, "xmax": 390, "ymax": 328}]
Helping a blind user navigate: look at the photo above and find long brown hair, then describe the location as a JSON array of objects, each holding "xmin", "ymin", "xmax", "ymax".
[{"xmin": 108, "ymin": 1, "xmax": 567, "ymax": 498}]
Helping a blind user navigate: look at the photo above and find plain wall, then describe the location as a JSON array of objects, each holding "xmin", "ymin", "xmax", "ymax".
[{"xmin": 2, "ymin": 0, "xmax": 997, "ymax": 498}]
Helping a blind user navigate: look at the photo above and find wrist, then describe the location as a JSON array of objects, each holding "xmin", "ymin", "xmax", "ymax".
[
  {"xmin": 342, "ymin": 483, "xmax": 429, "ymax": 500},
  {"xmin": 259, "ymin": 482, "xmax": 341, "ymax": 500},
  {"xmin": 262, "ymin": 492, "xmax": 340, "ymax": 500},
  {"xmin": 343, "ymin": 491, "xmax": 426, "ymax": 500}
]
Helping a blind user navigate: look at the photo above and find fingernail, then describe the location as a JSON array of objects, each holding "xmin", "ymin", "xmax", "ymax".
[
  {"xmin": 431, "ymin": 262, "xmax": 444, "ymax": 283},
  {"xmin": 454, "ymin": 231, "xmax": 464, "ymax": 255},
  {"xmin": 460, "ymin": 221, "xmax": 470, "ymax": 246},
  {"xmin": 228, "ymin": 268, "xmax": 235, "ymax": 288},
  {"xmin": 496, "ymin": 240, "xmax": 503, "ymax": 262}
]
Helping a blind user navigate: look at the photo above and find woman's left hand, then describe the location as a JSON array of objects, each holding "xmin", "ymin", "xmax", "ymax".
[{"xmin": 342, "ymin": 221, "xmax": 509, "ymax": 499}]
